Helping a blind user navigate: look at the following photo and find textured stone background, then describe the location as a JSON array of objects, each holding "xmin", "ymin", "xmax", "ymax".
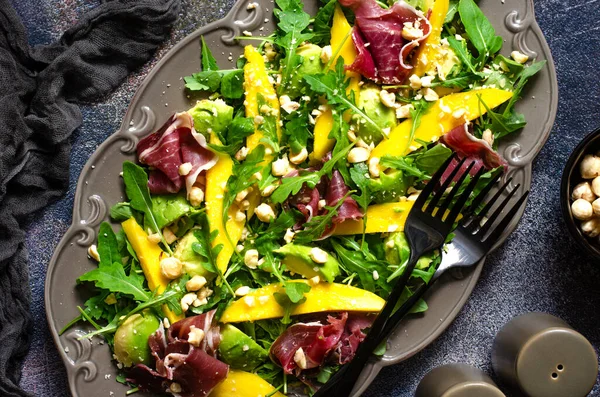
[{"xmin": 12, "ymin": 0, "xmax": 600, "ymax": 395}]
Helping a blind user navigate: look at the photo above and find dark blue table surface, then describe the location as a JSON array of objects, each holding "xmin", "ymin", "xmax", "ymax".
[{"xmin": 12, "ymin": 0, "xmax": 600, "ymax": 395}]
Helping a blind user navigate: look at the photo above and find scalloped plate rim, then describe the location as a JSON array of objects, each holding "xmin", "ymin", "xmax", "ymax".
[{"xmin": 44, "ymin": 0, "xmax": 558, "ymax": 395}]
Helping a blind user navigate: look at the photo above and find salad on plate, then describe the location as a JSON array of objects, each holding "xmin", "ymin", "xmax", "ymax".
[{"xmin": 63, "ymin": 0, "xmax": 544, "ymax": 395}]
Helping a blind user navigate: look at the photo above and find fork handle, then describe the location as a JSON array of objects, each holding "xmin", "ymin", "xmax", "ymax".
[
  {"xmin": 313, "ymin": 254, "xmax": 422, "ymax": 397},
  {"xmin": 377, "ymin": 278, "xmax": 436, "ymax": 342}
]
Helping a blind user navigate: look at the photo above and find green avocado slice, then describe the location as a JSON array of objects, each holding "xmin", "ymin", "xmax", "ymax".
[
  {"xmin": 218, "ymin": 324, "xmax": 268, "ymax": 370},
  {"xmin": 276, "ymin": 244, "xmax": 341, "ymax": 283}
]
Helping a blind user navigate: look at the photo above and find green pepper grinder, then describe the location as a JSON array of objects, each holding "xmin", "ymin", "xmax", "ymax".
[{"xmin": 492, "ymin": 312, "xmax": 598, "ymax": 397}]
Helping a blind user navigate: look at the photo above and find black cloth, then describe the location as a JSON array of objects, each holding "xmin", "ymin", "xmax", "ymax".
[{"xmin": 0, "ymin": 1, "xmax": 180, "ymax": 395}]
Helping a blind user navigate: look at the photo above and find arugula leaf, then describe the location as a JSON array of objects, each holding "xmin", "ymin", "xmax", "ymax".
[
  {"xmin": 304, "ymin": 59, "xmax": 384, "ymax": 136},
  {"xmin": 381, "ymin": 155, "xmax": 430, "ymax": 180},
  {"xmin": 274, "ymin": 0, "xmax": 313, "ymax": 94},
  {"xmin": 294, "ymin": 192, "xmax": 352, "ymax": 243},
  {"xmin": 122, "ymin": 161, "xmax": 172, "ymax": 255},
  {"xmin": 78, "ymin": 261, "xmax": 150, "ymax": 302},
  {"xmin": 208, "ymin": 114, "xmax": 255, "ymax": 156},
  {"xmin": 412, "ymin": 144, "xmax": 453, "ymax": 175},
  {"xmin": 191, "ymin": 214, "xmax": 235, "ymax": 296},
  {"xmin": 444, "ymin": 0, "xmax": 459, "ymax": 23},
  {"xmin": 220, "ymin": 70, "xmax": 244, "ymax": 99},
  {"xmin": 270, "ymin": 142, "xmax": 353, "ymax": 204},
  {"xmin": 284, "ymin": 282, "xmax": 311, "ymax": 303},
  {"xmin": 257, "ymin": 94, "xmax": 280, "ymax": 152},
  {"xmin": 503, "ymin": 60, "xmax": 546, "ymax": 114},
  {"xmin": 184, "ymin": 71, "xmax": 221, "ymax": 91},
  {"xmin": 110, "ymin": 202, "xmax": 134, "ymax": 222},
  {"xmin": 97, "ymin": 222, "xmax": 121, "ymax": 269},
  {"xmin": 447, "ymin": 36, "xmax": 478, "ymax": 74},
  {"xmin": 439, "ymin": 73, "xmax": 481, "ymax": 89},
  {"xmin": 478, "ymin": 95, "xmax": 526, "ymax": 139},
  {"xmin": 223, "ymin": 145, "xmax": 266, "ymax": 226},
  {"xmin": 458, "ymin": 0, "xmax": 503, "ymax": 64},
  {"xmin": 312, "ymin": 0, "xmax": 337, "ymax": 45},
  {"xmin": 349, "ymin": 163, "xmax": 370, "ymax": 239},
  {"xmin": 201, "ymin": 36, "xmax": 219, "ymax": 71},
  {"xmin": 406, "ymin": 99, "xmax": 431, "ymax": 153},
  {"xmin": 284, "ymin": 116, "xmax": 310, "ymax": 154}
]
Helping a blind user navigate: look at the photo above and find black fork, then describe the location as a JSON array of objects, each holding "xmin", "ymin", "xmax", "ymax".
[
  {"xmin": 376, "ymin": 177, "xmax": 529, "ymax": 352},
  {"xmin": 314, "ymin": 155, "xmax": 491, "ymax": 397}
]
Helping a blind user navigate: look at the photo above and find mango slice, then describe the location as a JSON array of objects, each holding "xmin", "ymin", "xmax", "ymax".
[
  {"xmin": 243, "ymin": 45, "xmax": 281, "ymax": 217},
  {"xmin": 413, "ymin": 0, "xmax": 450, "ymax": 77},
  {"xmin": 212, "ymin": 370, "xmax": 284, "ymax": 397},
  {"xmin": 312, "ymin": 6, "xmax": 360, "ymax": 162},
  {"xmin": 205, "ymin": 135, "xmax": 245, "ymax": 275},
  {"xmin": 371, "ymin": 88, "xmax": 513, "ymax": 158},
  {"xmin": 121, "ymin": 218, "xmax": 183, "ymax": 323},
  {"xmin": 333, "ymin": 201, "xmax": 414, "ymax": 235},
  {"xmin": 220, "ymin": 281, "xmax": 385, "ymax": 323}
]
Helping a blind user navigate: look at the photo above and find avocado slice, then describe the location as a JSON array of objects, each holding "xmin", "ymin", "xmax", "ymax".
[
  {"xmin": 113, "ymin": 311, "xmax": 160, "ymax": 367},
  {"xmin": 151, "ymin": 194, "xmax": 194, "ymax": 229},
  {"xmin": 218, "ymin": 324, "xmax": 268, "ymax": 370},
  {"xmin": 287, "ymin": 44, "xmax": 324, "ymax": 99},
  {"xmin": 355, "ymin": 83, "xmax": 397, "ymax": 145},
  {"xmin": 173, "ymin": 229, "xmax": 211, "ymax": 278},
  {"xmin": 275, "ymin": 244, "xmax": 341, "ymax": 283}
]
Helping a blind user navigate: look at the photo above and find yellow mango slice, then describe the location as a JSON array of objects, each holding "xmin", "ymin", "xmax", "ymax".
[
  {"xmin": 205, "ymin": 135, "xmax": 245, "ymax": 275},
  {"xmin": 413, "ymin": 0, "xmax": 450, "ymax": 77},
  {"xmin": 121, "ymin": 218, "xmax": 183, "ymax": 324},
  {"xmin": 220, "ymin": 281, "xmax": 385, "ymax": 323},
  {"xmin": 312, "ymin": 6, "xmax": 361, "ymax": 162},
  {"xmin": 212, "ymin": 370, "xmax": 285, "ymax": 397},
  {"xmin": 243, "ymin": 45, "xmax": 281, "ymax": 217},
  {"xmin": 333, "ymin": 202, "xmax": 414, "ymax": 235},
  {"xmin": 371, "ymin": 88, "xmax": 513, "ymax": 158}
]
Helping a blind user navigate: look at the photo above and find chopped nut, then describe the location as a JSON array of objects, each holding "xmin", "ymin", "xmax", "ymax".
[
  {"xmin": 320, "ymin": 45, "xmax": 332, "ymax": 64},
  {"xmin": 396, "ymin": 104, "xmax": 414, "ymax": 119},
  {"xmin": 280, "ymin": 95, "xmax": 300, "ymax": 113},
  {"xmin": 572, "ymin": 199, "xmax": 593, "ymax": 220},
  {"xmin": 284, "ymin": 228, "xmax": 295, "ymax": 244},
  {"xmin": 235, "ymin": 286, "xmax": 251, "ymax": 296},
  {"xmin": 235, "ymin": 146, "xmax": 249, "ymax": 161},
  {"xmin": 187, "ymin": 326, "xmax": 205, "ymax": 347},
  {"xmin": 372, "ymin": 270, "xmax": 380, "ymax": 280},
  {"xmin": 420, "ymin": 75, "xmax": 434, "ymax": 88},
  {"xmin": 368, "ymin": 157, "xmax": 381, "ymax": 178},
  {"xmin": 409, "ymin": 74, "xmax": 422, "ymax": 89},
  {"xmin": 309, "ymin": 247, "xmax": 328, "ymax": 264},
  {"xmin": 179, "ymin": 162, "xmax": 193, "ymax": 176},
  {"xmin": 452, "ymin": 108, "xmax": 466, "ymax": 119},
  {"xmin": 170, "ymin": 382, "xmax": 183, "ymax": 393},
  {"xmin": 261, "ymin": 184, "xmax": 277, "ymax": 197},
  {"xmin": 256, "ymin": 203, "xmax": 276, "ymax": 223},
  {"xmin": 189, "ymin": 187, "xmax": 204, "ymax": 207},
  {"xmin": 348, "ymin": 147, "xmax": 370, "ymax": 163},
  {"xmin": 309, "ymin": 275, "xmax": 320, "ymax": 285},
  {"xmin": 402, "ymin": 22, "xmax": 424, "ymax": 40},
  {"xmin": 147, "ymin": 232, "xmax": 161, "ymax": 244},
  {"xmin": 294, "ymin": 348, "xmax": 308, "ymax": 369},
  {"xmin": 163, "ymin": 317, "xmax": 171, "ymax": 329},
  {"xmin": 254, "ymin": 115, "xmax": 265, "ymax": 125},
  {"xmin": 482, "ymin": 129, "xmax": 494, "ymax": 146},
  {"xmin": 511, "ymin": 50, "xmax": 529, "ymax": 64},
  {"xmin": 244, "ymin": 249, "xmax": 259, "ymax": 269},
  {"xmin": 88, "ymin": 244, "xmax": 100, "ymax": 262},
  {"xmin": 379, "ymin": 89, "xmax": 396, "ymax": 108},
  {"xmin": 272, "ymin": 155, "xmax": 290, "ymax": 176},
  {"xmin": 235, "ymin": 187, "xmax": 252, "ymax": 203},
  {"xmin": 186, "ymin": 275, "xmax": 207, "ymax": 292},
  {"xmin": 423, "ymin": 87, "xmax": 439, "ymax": 102},
  {"xmin": 234, "ymin": 210, "xmax": 246, "ymax": 222},
  {"xmin": 243, "ymin": 296, "xmax": 256, "ymax": 307},
  {"xmin": 180, "ymin": 292, "xmax": 196, "ymax": 312},
  {"xmin": 163, "ymin": 227, "xmax": 177, "ymax": 244},
  {"xmin": 289, "ymin": 147, "xmax": 309, "ymax": 164},
  {"xmin": 161, "ymin": 257, "xmax": 183, "ymax": 279}
]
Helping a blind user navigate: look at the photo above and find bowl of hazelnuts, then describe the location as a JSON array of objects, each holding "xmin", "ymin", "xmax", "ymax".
[{"xmin": 561, "ymin": 128, "xmax": 600, "ymax": 257}]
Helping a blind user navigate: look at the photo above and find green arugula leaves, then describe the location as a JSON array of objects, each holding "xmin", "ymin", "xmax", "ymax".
[{"xmin": 457, "ymin": 0, "xmax": 502, "ymax": 65}]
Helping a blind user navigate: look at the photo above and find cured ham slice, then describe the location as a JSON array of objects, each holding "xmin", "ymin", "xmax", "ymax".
[
  {"xmin": 326, "ymin": 170, "xmax": 363, "ymax": 224},
  {"xmin": 137, "ymin": 112, "xmax": 217, "ymax": 196},
  {"xmin": 127, "ymin": 310, "xmax": 228, "ymax": 397},
  {"xmin": 339, "ymin": 0, "xmax": 431, "ymax": 84},
  {"xmin": 440, "ymin": 124, "xmax": 507, "ymax": 182}
]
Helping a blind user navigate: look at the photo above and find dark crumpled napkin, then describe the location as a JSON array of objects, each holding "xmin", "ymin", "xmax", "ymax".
[{"xmin": 0, "ymin": 1, "xmax": 180, "ymax": 395}]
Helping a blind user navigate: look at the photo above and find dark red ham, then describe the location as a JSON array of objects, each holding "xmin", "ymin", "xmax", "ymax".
[
  {"xmin": 339, "ymin": 0, "xmax": 431, "ymax": 84},
  {"xmin": 127, "ymin": 310, "xmax": 227, "ymax": 396},
  {"xmin": 270, "ymin": 313, "xmax": 348, "ymax": 375},
  {"xmin": 326, "ymin": 170, "xmax": 363, "ymax": 224},
  {"xmin": 337, "ymin": 314, "xmax": 374, "ymax": 364},
  {"xmin": 440, "ymin": 124, "xmax": 507, "ymax": 182},
  {"xmin": 137, "ymin": 112, "xmax": 217, "ymax": 195}
]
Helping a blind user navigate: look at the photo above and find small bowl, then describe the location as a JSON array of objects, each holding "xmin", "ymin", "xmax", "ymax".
[{"xmin": 560, "ymin": 127, "xmax": 600, "ymax": 258}]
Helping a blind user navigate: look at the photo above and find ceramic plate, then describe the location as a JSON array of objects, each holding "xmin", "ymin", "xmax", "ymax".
[{"xmin": 45, "ymin": 0, "xmax": 558, "ymax": 395}]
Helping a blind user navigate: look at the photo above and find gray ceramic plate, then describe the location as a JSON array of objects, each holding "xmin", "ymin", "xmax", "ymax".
[{"xmin": 45, "ymin": 0, "xmax": 557, "ymax": 395}]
